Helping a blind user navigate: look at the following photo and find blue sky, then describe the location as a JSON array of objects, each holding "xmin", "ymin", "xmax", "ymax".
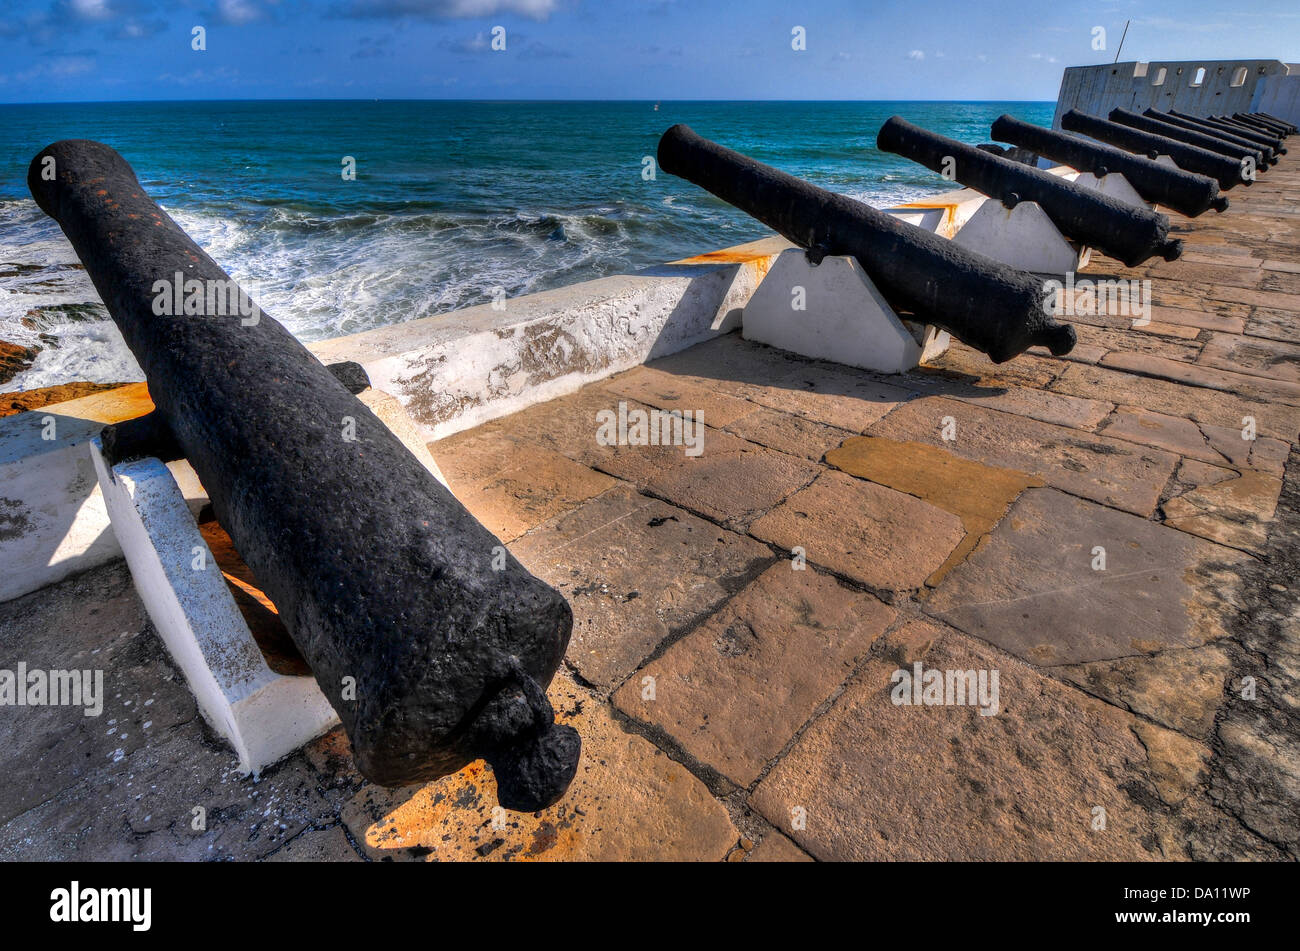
[{"xmin": 1, "ymin": 0, "xmax": 1298, "ymax": 102}]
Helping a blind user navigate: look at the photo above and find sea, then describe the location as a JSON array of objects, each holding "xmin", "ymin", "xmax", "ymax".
[{"xmin": 0, "ymin": 99, "xmax": 1052, "ymax": 391}]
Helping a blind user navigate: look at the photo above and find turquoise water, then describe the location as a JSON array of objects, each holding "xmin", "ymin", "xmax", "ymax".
[{"xmin": 0, "ymin": 99, "xmax": 1052, "ymax": 389}]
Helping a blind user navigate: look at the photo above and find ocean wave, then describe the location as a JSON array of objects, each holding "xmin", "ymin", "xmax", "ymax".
[{"xmin": 1, "ymin": 173, "xmax": 947, "ymax": 393}]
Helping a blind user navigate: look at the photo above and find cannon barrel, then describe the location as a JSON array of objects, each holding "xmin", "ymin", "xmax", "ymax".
[
  {"xmin": 876, "ymin": 116, "xmax": 1181, "ymax": 267},
  {"xmin": 657, "ymin": 124, "xmax": 1074, "ymax": 363},
  {"xmin": 1109, "ymin": 109, "xmax": 1266, "ymax": 169},
  {"xmin": 1255, "ymin": 112, "xmax": 1297, "ymax": 134},
  {"xmin": 1060, "ymin": 110, "xmax": 1249, "ymax": 191},
  {"xmin": 1213, "ymin": 114, "xmax": 1291, "ymax": 143},
  {"xmin": 1233, "ymin": 112, "xmax": 1297, "ymax": 136},
  {"xmin": 989, "ymin": 114, "xmax": 1227, "ymax": 217},
  {"xmin": 1152, "ymin": 110, "xmax": 1280, "ymax": 161},
  {"xmin": 1224, "ymin": 113, "xmax": 1288, "ymax": 137},
  {"xmin": 28, "ymin": 140, "xmax": 581, "ymax": 811},
  {"xmin": 1171, "ymin": 111, "xmax": 1286, "ymax": 155}
]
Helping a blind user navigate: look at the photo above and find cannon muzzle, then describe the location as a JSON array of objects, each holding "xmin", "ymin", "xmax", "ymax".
[
  {"xmin": 657, "ymin": 124, "xmax": 1075, "ymax": 363},
  {"xmin": 989, "ymin": 115, "xmax": 1227, "ymax": 217},
  {"xmin": 29, "ymin": 139, "xmax": 581, "ymax": 810},
  {"xmin": 876, "ymin": 116, "xmax": 1181, "ymax": 267},
  {"xmin": 1060, "ymin": 110, "xmax": 1250, "ymax": 191}
]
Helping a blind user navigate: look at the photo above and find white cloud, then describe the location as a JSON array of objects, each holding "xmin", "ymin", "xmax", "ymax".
[
  {"xmin": 218, "ymin": 0, "xmax": 264, "ymax": 25},
  {"xmin": 70, "ymin": 0, "xmax": 114, "ymax": 19},
  {"xmin": 338, "ymin": 0, "xmax": 561, "ymax": 20},
  {"xmin": 907, "ymin": 49, "xmax": 924, "ymax": 60}
]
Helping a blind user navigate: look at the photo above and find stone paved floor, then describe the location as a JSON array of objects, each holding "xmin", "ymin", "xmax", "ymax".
[{"xmin": 3, "ymin": 165, "xmax": 1300, "ymax": 861}]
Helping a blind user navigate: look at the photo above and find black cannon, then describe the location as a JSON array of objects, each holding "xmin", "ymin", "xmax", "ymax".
[
  {"xmin": 1215, "ymin": 113, "xmax": 1291, "ymax": 143},
  {"xmin": 876, "ymin": 116, "xmax": 1181, "ymax": 267},
  {"xmin": 29, "ymin": 140, "xmax": 581, "ymax": 811},
  {"xmin": 1109, "ymin": 109, "xmax": 1266, "ymax": 170},
  {"xmin": 1171, "ymin": 111, "xmax": 1286, "ymax": 155},
  {"xmin": 1060, "ymin": 110, "xmax": 1250, "ymax": 191},
  {"xmin": 1151, "ymin": 110, "xmax": 1279, "ymax": 163},
  {"xmin": 657, "ymin": 124, "xmax": 1074, "ymax": 363},
  {"xmin": 989, "ymin": 114, "xmax": 1227, "ymax": 217},
  {"xmin": 1255, "ymin": 112, "xmax": 1297, "ymax": 134},
  {"xmin": 1232, "ymin": 112, "xmax": 1297, "ymax": 136}
]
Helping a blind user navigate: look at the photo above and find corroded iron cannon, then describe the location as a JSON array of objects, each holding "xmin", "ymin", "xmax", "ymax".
[
  {"xmin": 1172, "ymin": 111, "xmax": 1286, "ymax": 155},
  {"xmin": 876, "ymin": 116, "xmax": 1181, "ymax": 267},
  {"xmin": 1152, "ymin": 110, "xmax": 1280, "ymax": 162},
  {"xmin": 29, "ymin": 140, "xmax": 581, "ymax": 811},
  {"xmin": 1109, "ymin": 109, "xmax": 1266, "ymax": 169},
  {"xmin": 657, "ymin": 124, "xmax": 1075, "ymax": 363},
  {"xmin": 1232, "ymin": 112, "xmax": 1297, "ymax": 136},
  {"xmin": 1060, "ymin": 110, "xmax": 1249, "ymax": 191},
  {"xmin": 989, "ymin": 114, "xmax": 1227, "ymax": 217}
]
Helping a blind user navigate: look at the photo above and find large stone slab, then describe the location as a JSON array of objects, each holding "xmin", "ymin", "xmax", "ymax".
[
  {"xmin": 939, "ymin": 383, "xmax": 1113, "ymax": 432},
  {"xmin": 1050, "ymin": 362, "xmax": 1300, "ymax": 443},
  {"xmin": 867, "ymin": 396, "xmax": 1178, "ymax": 516},
  {"xmin": 639, "ymin": 429, "xmax": 820, "ymax": 531},
  {"xmin": 341, "ymin": 671, "xmax": 737, "ymax": 861},
  {"xmin": 650, "ymin": 334, "xmax": 917, "ymax": 430},
  {"xmin": 1198, "ymin": 332, "xmax": 1300, "ymax": 384},
  {"xmin": 1102, "ymin": 351, "xmax": 1300, "ymax": 406},
  {"xmin": 926, "ymin": 487, "xmax": 1248, "ymax": 666},
  {"xmin": 749, "ymin": 470, "xmax": 966, "ymax": 596},
  {"xmin": 723, "ymin": 406, "xmax": 855, "ymax": 462},
  {"xmin": 1053, "ymin": 644, "xmax": 1232, "ymax": 740},
  {"xmin": 746, "ymin": 831, "xmax": 813, "ymax": 862},
  {"xmin": 432, "ymin": 428, "xmax": 617, "ymax": 542},
  {"xmin": 509, "ymin": 485, "xmax": 771, "ymax": 690},
  {"xmin": 1244, "ymin": 307, "xmax": 1300, "ymax": 343},
  {"xmin": 1098, "ymin": 406, "xmax": 1234, "ymax": 467},
  {"xmin": 0, "ymin": 562, "xmax": 194, "ymax": 826},
  {"xmin": 1161, "ymin": 470, "xmax": 1282, "ymax": 554},
  {"xmin": 613, "ymin": 564, "xmax": 894, "ymax": 787},
  {"xmin": 750, "ymin": 620, "xmax": 1174, "ymax": 860},
  {"xmin": 602, "ymin": 365, "xmax": 756, "ymax": 428},
  {"xmin": 824, "ymin": 434, "xmax": 1041, "ymax": 586}
]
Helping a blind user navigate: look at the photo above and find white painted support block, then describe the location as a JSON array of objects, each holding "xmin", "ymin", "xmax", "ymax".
[
  {"xmin": 1070, "ymin": 171, "xmax": 1153, "ymax": 210},
  {"xmin": 884, "ymin": 193, "xmax": 986, "ymax": 238},
  {"xmin": 951, "ymin": 199, "xmax": 1085, "ymax": 274},
  {"xmin": 89, "ymin": 437, "xmax": 339, "ymax": 775},
  {"xmin": 741, "ymin": 249, "xmax": 949, "ymax": 374},
  {"xmin": 0, "ymin": 382, "xmax": 447, "ymax": 605},
  {"xmin": 1153, "ymin": 154, "xmax": 1181, "ymax": 170}
]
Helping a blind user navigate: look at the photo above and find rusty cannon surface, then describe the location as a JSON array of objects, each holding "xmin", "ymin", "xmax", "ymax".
[
  {"xmin": 657, "ymin": 124, "xmax": 1075, "ymax": 363},
  {"xmin": 876, "ymin": 116, "xmax": 1182, "ymax": 267},
  {"xmin": 1151, "ymin": 110, "xmax": 1281, "ymax": 163},
  {"xmin": 29, "ymin": 139, "xmax": 581, "ymax": 811},
  {"xmin": 1108, "ymin": 108, "xmax": 1268, "ymax": 171},
  {"xmin": 989, "ymin": 114, "xmax": 1227, "ymax": 218},
  {"xmin": 1169, "ymin": 111, "xmax": 1287, "ymax": 156},
  {"xmin": 1060, "ymin": 110, "xmax": 1250, "ymax": 192}
]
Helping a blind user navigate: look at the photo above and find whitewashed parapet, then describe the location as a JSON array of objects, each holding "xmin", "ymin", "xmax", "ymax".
[{"xmin": 311, "ymin": 236, "xmax": 790, "ymax": 441}]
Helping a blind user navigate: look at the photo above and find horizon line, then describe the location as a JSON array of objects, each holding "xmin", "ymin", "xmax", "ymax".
[{"xmin": 0, "ymin": 96, "xmax": 1058, "ymax": 106}]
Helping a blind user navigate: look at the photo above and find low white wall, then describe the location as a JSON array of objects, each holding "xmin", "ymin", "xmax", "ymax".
[{"xmin": 311, "ymin": 236, "xmax": 787, "ymax": 441}]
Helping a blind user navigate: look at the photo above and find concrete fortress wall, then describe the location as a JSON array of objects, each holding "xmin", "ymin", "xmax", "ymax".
[{"xmin": 1052, "ymin": 59, "xmax": 1300, "ymax": 128}]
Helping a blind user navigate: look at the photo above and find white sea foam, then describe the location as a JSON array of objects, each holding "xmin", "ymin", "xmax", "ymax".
[{"xmin": 1, "ymin": 181, "xmax": 937, "ymax": 393}]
